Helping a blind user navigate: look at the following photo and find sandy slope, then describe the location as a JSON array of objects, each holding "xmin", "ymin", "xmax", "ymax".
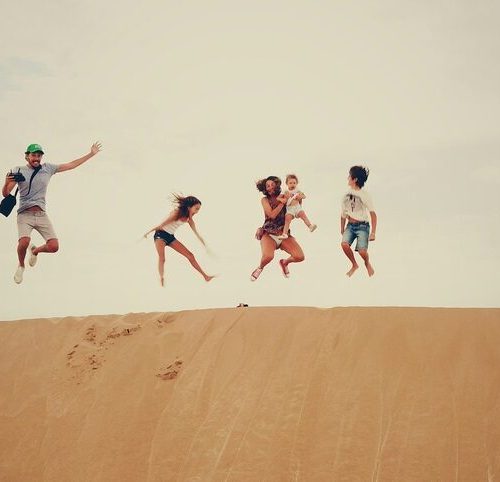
[{"xmin": 0, "ymin": 307, "xmax": 499, "ymax": 481}]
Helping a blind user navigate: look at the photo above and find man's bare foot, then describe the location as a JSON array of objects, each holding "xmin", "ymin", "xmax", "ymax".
[
  {"xmin": 365, "ymin": 262, "xmax": 375, "ymax": 277},
  {"xmin": 204, "ymin": 275, "xmax": 215, "ymax": 282},
  {"xmin": 346, "ymin": 264, "xmax": 358, "ymax": 277},
  {"xmin": 160, "ymin": 277, "xmax": 164, "ymax": 287}
]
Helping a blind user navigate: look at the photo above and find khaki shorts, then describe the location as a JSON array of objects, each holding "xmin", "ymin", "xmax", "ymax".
[{"xmin": 17, "ymin": 211, "xmax": 58, "ymax": 241}]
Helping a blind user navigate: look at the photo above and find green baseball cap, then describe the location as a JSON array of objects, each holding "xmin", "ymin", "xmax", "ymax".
[{"xmin": 25, "ymin": 143, "xmax": 44, "ymax": 154}]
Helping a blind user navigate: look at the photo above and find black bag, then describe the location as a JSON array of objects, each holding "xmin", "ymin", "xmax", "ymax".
[{"xmin": 0, "ymin": 192, "xmax": 17, "ymax": 217}]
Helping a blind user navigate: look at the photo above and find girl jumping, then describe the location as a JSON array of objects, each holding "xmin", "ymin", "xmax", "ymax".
[{"xmin": 144, "ymin": 195, "xmax": 215, "ymax": 286}]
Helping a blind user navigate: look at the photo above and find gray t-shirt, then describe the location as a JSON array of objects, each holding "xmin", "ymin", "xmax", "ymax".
[{"xmin": 10, "ymin": 163, "xmax": 59, "ymax": 213}]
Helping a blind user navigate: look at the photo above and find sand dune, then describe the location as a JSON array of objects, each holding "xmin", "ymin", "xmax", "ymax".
[{"xmin": 1, "ymin": 307, "xmax": 499, "ymax": 481}]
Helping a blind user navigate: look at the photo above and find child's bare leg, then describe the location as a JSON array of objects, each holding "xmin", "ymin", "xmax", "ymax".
[
  {"xmin": 155, "ymin": 239, "xmax": 166, "ymax": 286},
  {"xmin": 297, "ymin": 211, "xmax": 316, "ymax": 231},
  {"xmin": 170, "ymin": 240, "xmax": 214, "ymax": 282},
  {"xmin": 358, "ymin": 249, "xmax": 374, "ymax": 277},
  {"xmin": 341, "ymin": 242, "xmax": 358, "ymax": 277},
  {"xmin": 278, "ymin": 214, "xmax": 293, "ymax": 239}
]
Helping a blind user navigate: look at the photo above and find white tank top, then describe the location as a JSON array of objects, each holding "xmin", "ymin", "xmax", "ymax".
[{"xmin": 161, "ymin": 219, "xmax": 185, "ymax": 235}]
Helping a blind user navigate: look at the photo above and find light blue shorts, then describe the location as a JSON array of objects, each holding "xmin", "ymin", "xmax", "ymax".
[{"xmin": 342, "ymin": 222, "xmax": 370, "ymax": 251}]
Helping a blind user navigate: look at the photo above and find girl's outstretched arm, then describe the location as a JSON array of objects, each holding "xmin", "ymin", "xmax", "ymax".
[
  {"xmin": 144, "ymin": 210, "xmax": 178, "ymax": 238},
  {"xmin": 187, "ymin": 218, "xmax": 206, "ymax": 246}
]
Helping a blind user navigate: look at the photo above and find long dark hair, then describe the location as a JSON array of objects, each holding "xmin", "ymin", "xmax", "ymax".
[
  {"xmin": 172, "ymin": 194, "xmax": 201, "ymax": 219},
  {"xmin": 256, "ymin": 176, "xmax": 282, "ymax": 197}
]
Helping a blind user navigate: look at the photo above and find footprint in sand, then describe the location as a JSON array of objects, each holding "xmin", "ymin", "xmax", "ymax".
[
  {"xmin": 65, "ymin": 324, "xmax": 140, "ymax": 379},
  {"xmin": 89, "ymin": 354, "xmax": 102, "ymax": 370},
  {"xmin": 84, "ymin": 326, "xmax": 97, "ymax": 343},
  {"xmin": 106, "ymin": 325, "xmax": 141, "ymax": 340},
  {"xmin": 156, "ymin": 360, "xmax": 183, "ymax": 380},
  {"xmin": 156, "ymin": 315, "xmax": 175, "ymax": 327}
]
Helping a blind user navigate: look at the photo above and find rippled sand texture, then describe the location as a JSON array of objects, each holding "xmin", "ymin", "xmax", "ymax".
[{"xmin": 1, "ymin": 307, "xmax": 499, "ymax": 481}]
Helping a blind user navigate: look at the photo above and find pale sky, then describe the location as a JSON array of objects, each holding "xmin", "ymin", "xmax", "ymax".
[{"xmin": 1, "ymin": 0, "xmax": 499, "ymax": 321}]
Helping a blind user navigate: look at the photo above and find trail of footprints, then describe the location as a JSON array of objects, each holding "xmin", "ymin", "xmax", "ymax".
[
  {"xmin": 66, "ymin": 324, "xmax": 142, "ymax": 381},
  {"xmin": 66, "ymin": 317, "xmax": 183, "ymax": 382},
  {"xmin": 155, "ymin": 314, "xmax": 184, "ymax": 379}
]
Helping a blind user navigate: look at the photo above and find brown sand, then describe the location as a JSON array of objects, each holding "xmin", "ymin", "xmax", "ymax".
[{"xmin": 1, "ymin": 307, "xmax": 499, "ymax": 481}]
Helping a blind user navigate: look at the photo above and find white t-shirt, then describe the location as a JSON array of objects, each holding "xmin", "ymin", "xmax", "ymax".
[
  {"xmin": 340, "ymin": 188, "xmax": 374, "ymax": 222},
  {"xmin": 161, "ymin": 219, "xmax": 185, "ymax": 234},
  {"xmin": 286, "ymin": 188, "xmax": 301, "ymax": 206}
]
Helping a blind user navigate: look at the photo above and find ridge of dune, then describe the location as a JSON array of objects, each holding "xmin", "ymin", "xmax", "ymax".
[{"xmin": 1, "ymin": 306, "xmax": 499, "ymax": 481}]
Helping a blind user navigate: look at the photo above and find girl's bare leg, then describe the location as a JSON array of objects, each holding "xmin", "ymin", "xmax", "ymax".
[
  {"xmin": 358, "ymin": 249, "xmax": 375, "ymax": 277},
  {"xmin": 155, "ymin": 239, "xmax": 166, "ymax": 286},
  {"xmin": 169, "ymin": 240, "xmax": 214, "ymax": 282},
  {"xmin": 341, "ymin": 242, "xmax": 359, "ymax": 277}
]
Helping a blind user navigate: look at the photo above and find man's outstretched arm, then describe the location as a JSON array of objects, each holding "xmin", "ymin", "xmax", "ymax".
[{"xmin": 56, "ymin": 142, "xmax": 102, "ymax": 173}]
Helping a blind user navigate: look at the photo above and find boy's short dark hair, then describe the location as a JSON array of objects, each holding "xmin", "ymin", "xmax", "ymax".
[
  {"xmin": 349, "ymin": 166, "xmax": 369, "ymax": 188},
  {"xmin": 286, "ymin": 174, "xmax": 298, "ymax": 183}
]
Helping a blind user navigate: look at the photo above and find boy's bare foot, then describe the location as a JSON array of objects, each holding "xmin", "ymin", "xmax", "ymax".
[
  {"xmin": 365, "ymin": 262, "xmax": 375, "ymax": 277},
  {"xmin": 346, "ymin": 264, "xmax": 358, "ymax": 277}
]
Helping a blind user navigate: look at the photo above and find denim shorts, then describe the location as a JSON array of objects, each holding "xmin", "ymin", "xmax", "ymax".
[
  {"xmin": 154, "ymin": 230, "xmax": 176, "ymax": 245},
  {"xmin": 342, "ymin": 222, "xmax": 370, "ymax": 251}
]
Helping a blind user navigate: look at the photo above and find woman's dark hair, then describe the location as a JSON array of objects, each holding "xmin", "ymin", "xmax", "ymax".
[
  {"xmin": 349, "ymin": 166, "xmax": 370, "ymax": 188},
  {"xmin": 172, "ymin": 194, "xmax": 201, "ymax": 219},
  {"xmin": 256, "ymin": 176, "xmax": 282, "ymax": 196}
]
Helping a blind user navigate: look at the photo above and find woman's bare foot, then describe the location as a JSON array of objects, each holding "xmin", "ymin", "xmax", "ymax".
[
  {"xmin": 365, "ymin": 262, "xmax": 375, "ymax": 277},
  {"xmin": 346, "ymin": 264, "xmax": 359, "ymax": 277},
  {"xmin": 279, "ymin": 259, "xmax": 290, "ymax": 278}
]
